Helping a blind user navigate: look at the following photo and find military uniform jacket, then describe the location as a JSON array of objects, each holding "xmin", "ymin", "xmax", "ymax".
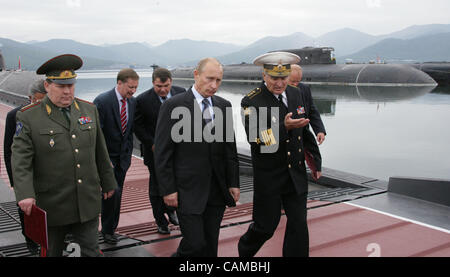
[
  {"xmin": 12, "ymin": 96, "xmax": 117, "ymax": 226},
  {"xmin": 241, "ymin": 84, "xmax": 322, "ymax": 195}
]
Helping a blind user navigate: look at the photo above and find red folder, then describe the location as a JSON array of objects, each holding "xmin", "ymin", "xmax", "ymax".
[
  {"xmin": 24, "ymin": 205, "xmax": 48, "ymax": 256},
  {"xmin": 304, "ymin": 150, "xmax": 318, "ymax": 181}
]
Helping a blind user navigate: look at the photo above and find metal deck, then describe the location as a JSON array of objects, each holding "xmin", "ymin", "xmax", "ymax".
[{"xmin": 0, "ymin": 102, "xmax": 449, "ymax": 258}]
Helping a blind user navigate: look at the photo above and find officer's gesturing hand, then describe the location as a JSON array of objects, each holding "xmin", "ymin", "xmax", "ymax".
[
  {"xmin": 284, "ymin": 112, "xmax": 310, "ymax": 130},
  {"xmin": 18, "ymin": 198, "xmax": 36, "ymax": 216}
]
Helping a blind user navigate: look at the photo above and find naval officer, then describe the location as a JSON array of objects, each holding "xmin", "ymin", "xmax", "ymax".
[
  {"xmin": 12, "ymin": 54, "xmax": 117, "ymax": 257},
  {"xmin": 238, "ymin": 52, "xmax": 322, "ymax": 257}
]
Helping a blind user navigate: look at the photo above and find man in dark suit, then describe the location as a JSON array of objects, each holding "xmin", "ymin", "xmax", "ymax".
[
  {"xmin": 134, "ymin": 68, "xmax": 185, "ymax": 234},
  {"xmin": 155, "ymin": 58, "xmax": 240, "ymax": 257},
  {"xmin": 93, "ymin": 68, "xmax": 138, "ymax": 244},
  {"xmin": 238, "ymin": 52, "xmax": 322, "ymax": 257},
  {"xmin": 4, "ymin": 79, "xmax": 46, "ymax": 254},
  {"xmin": 288, "ymin": 64, "xmax": 326, "ymax": 144}
]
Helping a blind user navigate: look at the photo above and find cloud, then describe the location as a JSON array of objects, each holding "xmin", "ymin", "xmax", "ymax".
[
  {"xmin": 0, "ymin": 0, "xmax": 449, "ymax": 46},
  {"xmin": 66, "ymin": 0, "xmax": 82, "ymax": 8},
  {"xmin": 366, "ymin": 0, "xmax": 382, "ymax": 8}
]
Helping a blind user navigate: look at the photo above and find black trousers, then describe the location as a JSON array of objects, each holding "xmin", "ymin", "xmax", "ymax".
[
  {"xmin": 238, "ymin": 190, "xmax": 309, "ymax": 257},
  {"xmin": 149, "ymin": 195, "xmax": 173, "ymax": 227},
  {"xmin": 175, "ymin": 204, "xmax": 225, "ymax": 257},
  {"xmin": 146, "ymin": 164, "xmax": 174, "ymax": 227},
  {"xmin": 101, "ymin": 164, "xmax": 127, "ymax": 235}
]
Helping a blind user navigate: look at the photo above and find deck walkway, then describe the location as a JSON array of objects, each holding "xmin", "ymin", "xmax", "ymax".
[{"xmin": 0, "ymin": 102, "xmax": 449, "ymax": 257}]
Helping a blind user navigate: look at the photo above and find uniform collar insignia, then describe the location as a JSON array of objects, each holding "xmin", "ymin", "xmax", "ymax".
[{"xmin": 46, "ymin": 104, "xmax": 52, "ymax": 115}]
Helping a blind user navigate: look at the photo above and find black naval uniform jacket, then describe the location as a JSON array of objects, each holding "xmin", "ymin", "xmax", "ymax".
[{"xmin": 241, "ymin": 84, "xmax": 322, "ymax": 195}]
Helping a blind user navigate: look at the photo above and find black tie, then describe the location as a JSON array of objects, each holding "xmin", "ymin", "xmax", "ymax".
[
  {"xmin": 161, "ymin": 96, "xmax": 167, "ymax": 102},
  {"xmin": 278, "ymin": 95, "xmax": 288, "ymax": 115},
  {"xmin": 61, "ymin": 107, "xmax": 71, "ymax": 123}
]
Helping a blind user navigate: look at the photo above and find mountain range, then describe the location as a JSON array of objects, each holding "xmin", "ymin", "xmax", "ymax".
[{"xmin": 1, "ymin": 24, "xmax": 450, "ymax": 70}]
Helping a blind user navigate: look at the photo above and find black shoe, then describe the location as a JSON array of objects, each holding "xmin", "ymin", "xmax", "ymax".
[
  {"xmin": 102, "ymin": 233, "xmax": 119, "ymax": 244},
  {"xmin": 157, "ymin": 225, "xmax": 170, "ymax": 235},
  {"xmin": 167, "ymin": 211, "xmax": 179, "ymax": 226}
]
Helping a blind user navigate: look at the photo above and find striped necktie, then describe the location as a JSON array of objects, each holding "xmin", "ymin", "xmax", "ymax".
[
  {"xmin": 120, "ymin": 98, "xmax": 127, "ymax": 134},
  {"xmin": 202, "ymin": 98, "xmax": 212, "ymax": 125}
]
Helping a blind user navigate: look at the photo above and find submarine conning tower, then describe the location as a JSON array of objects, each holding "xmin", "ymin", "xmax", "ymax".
[{"xmin": 273, "ymin": 47, "xmax": 337, "ymax": 65}]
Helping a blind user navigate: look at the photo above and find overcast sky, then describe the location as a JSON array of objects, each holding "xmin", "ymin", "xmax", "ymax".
[{"xmin": 1, "ymin": 0, "xmax": 449, "ymax": 46}]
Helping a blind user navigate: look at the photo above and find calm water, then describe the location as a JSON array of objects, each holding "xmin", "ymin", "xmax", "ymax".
[{"xmin": 75, "ymin": 70, "xmax": 450, "ymax": 182}]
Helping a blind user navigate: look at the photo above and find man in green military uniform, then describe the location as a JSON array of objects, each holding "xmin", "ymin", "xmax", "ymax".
[{"xmin": 12, "ymin": 54, "xmax": 117, "ymax": 257}]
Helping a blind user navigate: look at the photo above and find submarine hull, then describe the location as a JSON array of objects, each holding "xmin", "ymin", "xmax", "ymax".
[
  {"xmin": 409, "ymin": 63, "xmax": 450, "ymax": 86},
  {"xmin": 0, "ymin": 71, "xmax": 42, "ymax": 106},
  {"xmin": 172, "ymin": 63, "xmax": 437, "ymax": 87}
]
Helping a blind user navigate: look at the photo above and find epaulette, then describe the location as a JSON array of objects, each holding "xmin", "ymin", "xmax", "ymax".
[
  {"xmin": 19, "ymin": 102, "xmax": 41, "ymax": 112},
  {"xmin": 246, "ymin": 87, "xmax": 261, "ymax": 99},
  {"xmin": 75, "ymin": 97, "xmax": 94, "ymax": 105}
]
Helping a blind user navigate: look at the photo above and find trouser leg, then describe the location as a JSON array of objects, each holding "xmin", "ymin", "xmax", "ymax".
[
  {"xmin": 282, "ymin": 191, "xmax": 309, "ymax": 257},
  {"xmin": 71, "ymin": 217, "xmax": 103, "ymax": 257},
  {"xmin": 202, "ymin": 205, "xmax": 225, "ymax": 257},
  {"xmin": 101, "ymin": 166, "xmax": 126, "ymax": 234},
  {"xmin": 176, "ymin": 205, "xmax": 225, "ymax": 257},
  {"xmin": 47, "ymin": 225, "xmax": 69, "ymax": 257},
  {"xmin": 238, "ymin": 193, "xmax": 281, "ymax": 257},
  {"xmin": 149, "ymin": 195, "xmax": 169, "ymax": 227}
]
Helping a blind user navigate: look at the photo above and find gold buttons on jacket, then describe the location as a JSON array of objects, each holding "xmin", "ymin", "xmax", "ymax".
[
  {"xmin": 72, "ymin": 134, "xmax": 76, "ymax": 139},
  {"xmin": 78, "ymin": 179, "xmax": 82, "ymax": 184},
  {"xmin": 287, "ymin": 152, "xmax": 291, "ymax": 156},
  {"xmin": 299, "ymin": 149, "xmax": 302, "ymax": 153},
  {"xmin": 298, "ymin": 136, "xmax": 301, "ymax": 141},
  {"xmin": 288, "ymin": 164, "xmax": 291, "ymax": 168},
  {"xmin": 77, "ymin": 164, "xmax": 81, "ymax": 168},
  {"xmin": 75, "ymin": 149, "xmax": 79, "ymax": 153}
]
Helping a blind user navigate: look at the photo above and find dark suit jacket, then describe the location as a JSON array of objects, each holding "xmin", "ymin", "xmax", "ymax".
[
  {"xmin": 241, "ymin": 84, "xmax": 322, "ymax": 195},
  {"xmin": 134, "ymin": 85, "xmax": 186, "ymax": 195},
  {"xmin": 154, "ymin": 88, "xmax": 240, "ymax": 214},
  {"xmin": 298, "ymin": 83, "xmax": 326, "ymax": 136},
  {"xmin": 3, "ymin": 105, "xmax": 23, "ymax": 187},
  {"xmin": 94, "ymin": 88, "xmax": 136, "ymax": 171},
  {"xmin": 134, "ymin": 85, "xmax": 186, "ymax": 166}
]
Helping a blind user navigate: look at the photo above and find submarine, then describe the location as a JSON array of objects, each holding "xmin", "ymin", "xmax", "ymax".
[
  {"xmin": 408, "ymin": 62, "xmax": 450, "ymax": 86},
  {"xmin": 0, "ymin": 50, "xmax": 42, "ymax": 106},
  {"xmin": 171, "ymin": 47, "xmax": 437, "ymax": 87}
]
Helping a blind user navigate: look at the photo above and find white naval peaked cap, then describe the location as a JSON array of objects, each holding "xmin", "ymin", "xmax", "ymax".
[{"xmin": 253, "ymin": 52, "xmax": 301, "ymax": 77}]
